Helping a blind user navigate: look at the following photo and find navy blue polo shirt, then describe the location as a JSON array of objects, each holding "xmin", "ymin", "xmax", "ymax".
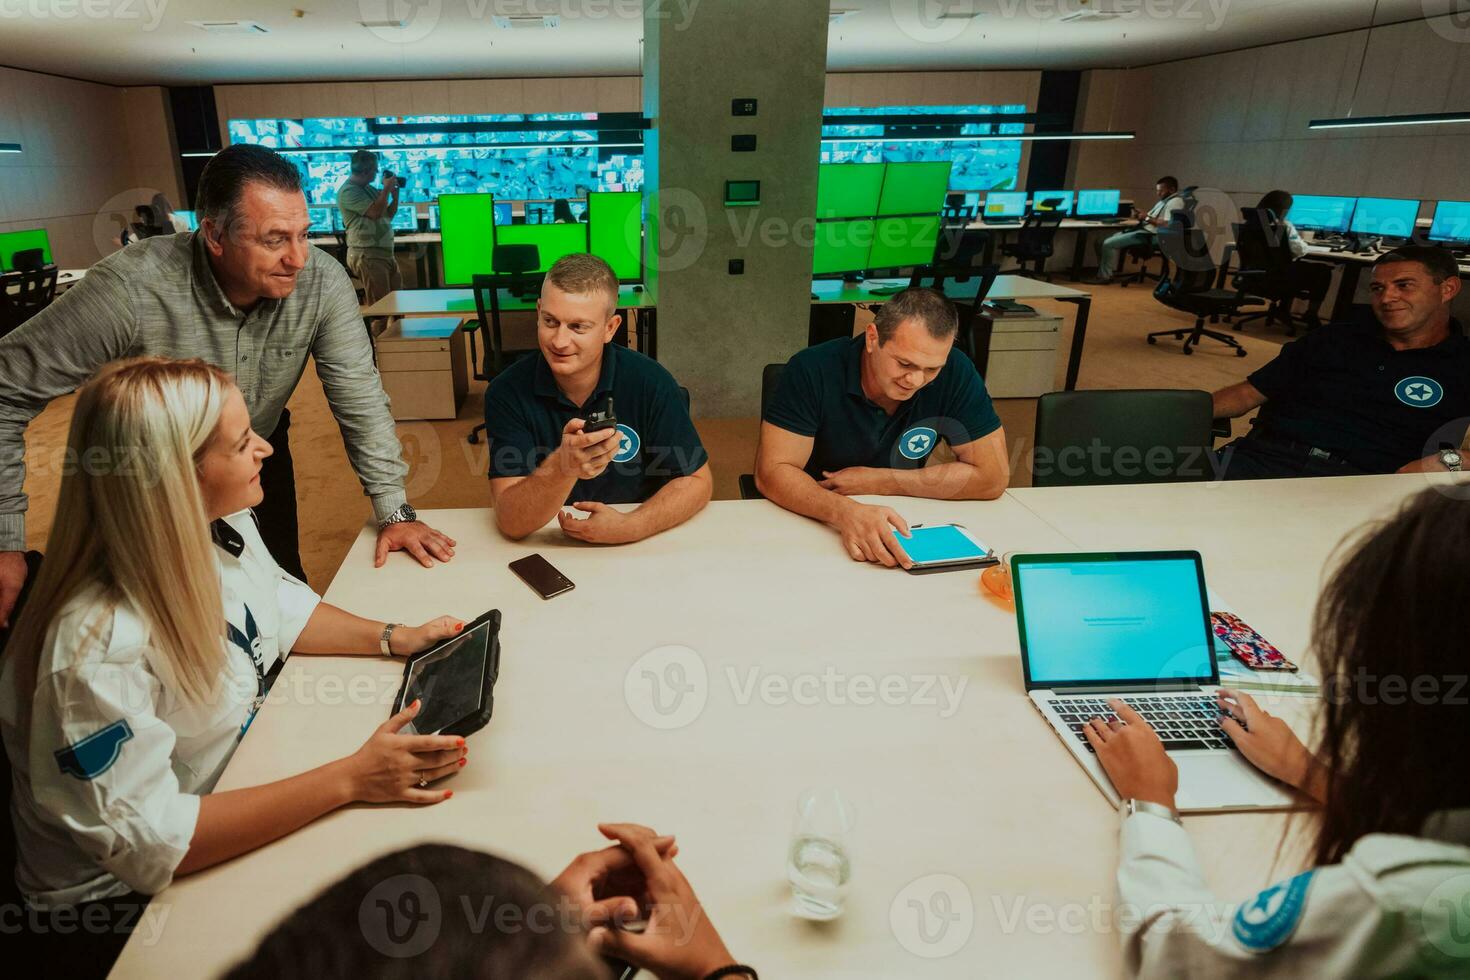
[
  {"xmin": 764, "ymin": 336, "xmax": 1002, "ymax": 479},
  {"xmin": 1246, "ymin": 319, "xmax": 1470, "ymax": 471},
  {"xmin": 484, "ymin": 344, "xmax": 707, "ymax": 504}
]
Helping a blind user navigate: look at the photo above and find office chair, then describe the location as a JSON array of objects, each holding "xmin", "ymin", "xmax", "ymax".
[
  {"xmin": 0, "ymin": 265, "xmax": 59, "ymax": 340},
  {"xmin": 739, "ymin": 363, "xmax": 787, "ymax": 500},
  {"xmin": 468, "ymin": 245, "xmax": 544, "ymax": 446},
  {"xmin": 1120, "ymin": 239, "xmax": 1168, "ymax": 287},
  {"xmin": 1228, "ymin": 208, "xmax": 1321, "ymax": 337},
  {"xmin": 1145, "ymin": 218, "xmax": 1254, "ymax": 356},
  {"xmin": 1032, "ymin": 391, "xmax": 1215, "ymax": 488},
  {"xmin": 999, "ymin": 210, "xmax": 1063, "ymax": 280},
  {"xmin": 910, "ymin": 263, "xmax": 1001, "ymax": 369},
  {"xmin": 11, "ymin": 247, "xmax": 46, "ymax": 272}
]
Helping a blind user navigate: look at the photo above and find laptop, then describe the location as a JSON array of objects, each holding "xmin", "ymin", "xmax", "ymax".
[{"xmin": 1012, "ymin": 551, "xmax": 1298, "ymax": 813}]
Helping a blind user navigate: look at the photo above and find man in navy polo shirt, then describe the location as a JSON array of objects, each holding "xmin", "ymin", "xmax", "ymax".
[
  {"xmin": 1214, "ymin": 246, "xmax": 1470, "ymax": 479},
  {"xmin": 484, "ymin": 254, "xmax": 711, "ymax": 542},
  {"xmin": 756, "ymin": 287, "xmax": 1009, "ymax": 568}
]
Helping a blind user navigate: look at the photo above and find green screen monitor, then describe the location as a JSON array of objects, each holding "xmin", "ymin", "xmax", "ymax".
[
  {"xmin": 812, "ymin": 219, "xmax": 875, "ymax": 275},
  {"xmin": 0, "ymin": 228, "xmax": 53, "ymax": 271},
  {"xmin": 816, "ymin": 164, "xmax": 885, "ymax": 220},
  {"xmin": 877, "ymin": 162, "xmax": 952, "ymax": 217},
  {"xmin": 493, "ymin": 222, "xmax": 590, "ymax": 272},
  {"xmin": 867, "ymin": 215, "xmax": 941, "ymax": 270},
  {"xmin": 438, "ymin": 194, "xmax": 496, "ymax": 285},
  {"xmin": 587, "ymin": 191, "xmax": 642, "ymax": 280}
]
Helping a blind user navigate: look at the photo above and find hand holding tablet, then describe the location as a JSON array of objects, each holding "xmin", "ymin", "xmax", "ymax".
[{"xmin": 891, "ymin": 523, "xmax": 998, "ymax": 574}]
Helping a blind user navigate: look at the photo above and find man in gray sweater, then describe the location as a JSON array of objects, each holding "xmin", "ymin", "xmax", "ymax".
[{"xmin": 0, "ymin": 143, "xmax": 456, "ymax": 625}]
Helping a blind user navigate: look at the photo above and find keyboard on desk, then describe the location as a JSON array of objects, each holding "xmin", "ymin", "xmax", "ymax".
[{"xmin": 1044, "ymin": 694, "xmax": 1236, "ymax": 752}]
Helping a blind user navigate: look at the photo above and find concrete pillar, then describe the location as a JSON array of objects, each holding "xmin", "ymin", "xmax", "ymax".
[{"xmin": 643, "ymin": 0, "xmax": 829, "ymax": 416}]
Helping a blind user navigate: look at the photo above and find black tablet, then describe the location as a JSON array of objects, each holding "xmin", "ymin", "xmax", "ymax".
[{"xmin": 392, "ymin": 609, "xmax": 502, "ymax": 737}]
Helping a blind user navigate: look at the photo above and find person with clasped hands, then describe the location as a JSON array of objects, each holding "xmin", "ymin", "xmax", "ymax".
[{"xmin": 1083, "ymin": 487, "xmax": 1470, "ymax": 976}]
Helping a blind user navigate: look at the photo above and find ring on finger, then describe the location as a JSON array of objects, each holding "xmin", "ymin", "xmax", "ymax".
[{"xmin": 417, "ymin": 771, "xmax": 428, "ymax": 788}]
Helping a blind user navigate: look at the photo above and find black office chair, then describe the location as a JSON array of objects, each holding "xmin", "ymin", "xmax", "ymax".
[
  {"xmin": 1120, "ymin": 238, "xmax": 1168, "ymax": 287},
  {"xmin": 0, "ymin": 550, "xmax": 44, "ymax": 921},
  {"xmin": 0, "ymin": 264, "xmax": 59, "ymax": 340},
  {"xmin": 910, "ymin": 263, "xmax": 1001, "ymax": 369},
  {"xmin": 999, "ymin": 210, "xmax": 1063, "ymax": 280},
  {"xmin": 468, "ymin": 244, "xmax": 544, "ymax": 446},
  {"xmin": 11, "ymin": 247, "xmax": 46, "ymax": 272},
  {"xmin": 1145, "ymin": 218, "xmax": 1254, "ymax": 356},
  {"xmin": 739, "ymin": 363, "xmax": 787, "ymax": 500},
  {"xmin": 1031, "ymin": 391, "xmax": 1215, "ymax": 488},
  {"xmin": 1228, "ymin": 208, "xmax": 1321, "ymax": 336}
]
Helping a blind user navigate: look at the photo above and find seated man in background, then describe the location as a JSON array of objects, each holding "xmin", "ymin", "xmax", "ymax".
[
  {"xmin": 1213, "ymin": 245, "xmax": 1470, "ymax": 479},
  {"xmin": 226, "ymin": 824, "xmax": 753, "ymax": 980},
  {"xmin": 1086, "ymin": 175, "xmax": 1185, "ymax": 284},
  {"xmin": 486, "ymin": 253, "xmax": 712, "ymax": 543},
  {"xmin": 756, "ymin": 287, "xmax": 1009, "ymax": 568},
  {"xmin": 1255, "ymin": 188, "xmax": 1334, "ymax": 329}
]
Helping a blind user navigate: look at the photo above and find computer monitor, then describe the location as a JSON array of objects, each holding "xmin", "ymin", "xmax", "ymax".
[
  {"xmin": 877, "ymin": 161, "xmax": 952, "ymax": 216},
  {"xmin": 1029, "ymin": 191, "xmax": 1074, "ymax": 215},
  {"xmin": 439, "ymin": 193, "xmax": 497, "ymax": 285},
  {"xmin": 307, "ymin": 207, "xmax": 333, "ymax": 232},
  {"xmin": 1430, "ymin": 201, "xmax": 1470, "ymax": 245},
  {"xmin": 982, "ymin": 191, "xmax": 1027, "ymax": 219},
  {"xmin": 868, "ymin": 214, "xmax": 941, "ymax": 269},
  {"xmin": 0, "ymin": 228, "xmax": 52, "ymax": 271},
  {"xmin": 963, "ymin": 192, "xmax": 982, "ymax": 213},
  {"xmin": 174, "ymin": 210, "xmax": 199, "ymax": 231},
  {"xmin": 813, "ymin": 219, "xmax": 875, "ymax": 276},
  {"xmin": 493, "ymin": 223, "xmax": 590, "ymax": 272},
  {"xmin": 1075, "ymin": 189, "xmax": 1121, "ymax": 218},
  {"xmin": 493, "ymin": 202, "xmax": 513, "ymax": 226},
  {"xmin": 1290, "ymin": 195, "xmax": 1356, "ymax": 234},
  {"xmin": 1349, "ymin": 197, "xmax": 1419, "ymax": 239},
  {"xmin": 391, "ymin": 207, "xmax": 419, "ymax": 232},
  {"xmin": 587, "ymin": 191, "xmax": 642, "ymax": 280},
  {"xmin": 816, "ymin": 163, "xmax": 885, "ymax": 220},
  {"xmin": 428, "ymin": 204, "xmax": 440, "ymax": 230},
  {"xmin": 523, "ymin": 200, "xmax": 556, "ymax": 225}
]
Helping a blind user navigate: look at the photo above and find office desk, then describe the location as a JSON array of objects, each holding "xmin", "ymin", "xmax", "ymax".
[
  {"xmin": 363, "ymin": 284, "xmax": 657, "ymax": 357},
  {"xmin": 367, "ymin": 275, "xmax": 1092, "ymax": 390},
  {"xmin": 964, "ymin": 217, "xmax": 1132, "ymax": 279},
  {"xmin": 108, "ymin": 475, "xmax": 1440, "ymax": 977},
  {"xmin": 310, "ymin": 232, "xmax": 445, "ymax": 288}
]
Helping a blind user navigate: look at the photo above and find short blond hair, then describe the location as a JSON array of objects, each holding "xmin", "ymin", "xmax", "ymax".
[{"xmin": 545, "ymin": 253, "xmax": 619, "ymax": 316}]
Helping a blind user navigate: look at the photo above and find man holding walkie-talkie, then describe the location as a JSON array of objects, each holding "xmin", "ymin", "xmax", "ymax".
[{"xmin": 337, "ymin": 149, "xmax": 404, "ymax": 329}]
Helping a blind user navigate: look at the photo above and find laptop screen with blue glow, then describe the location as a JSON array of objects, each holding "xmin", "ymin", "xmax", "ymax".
[{"xmin": 1014, "ymin": 555, "xmax": 1214, "ymax": 688}]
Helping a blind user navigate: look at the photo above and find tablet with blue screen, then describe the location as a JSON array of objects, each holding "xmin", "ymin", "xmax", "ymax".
[{"xmin": 892, "ymin": 523, "xmax": 997, "ymax": 574}]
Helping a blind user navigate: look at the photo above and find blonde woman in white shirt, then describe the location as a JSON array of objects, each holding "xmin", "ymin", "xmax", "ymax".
[{"xmin": 0, "ymin": 357, "xmax": 469, "ymax": 974}]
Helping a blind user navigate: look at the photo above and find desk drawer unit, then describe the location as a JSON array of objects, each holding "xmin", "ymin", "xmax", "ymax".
[
  {"xmin": 376, "ymin": 316, "xmax": 468, "ymax": 420},
  {"xmin": 981, "ymin": 312, "xmax": 1062, "ymax": 398}
]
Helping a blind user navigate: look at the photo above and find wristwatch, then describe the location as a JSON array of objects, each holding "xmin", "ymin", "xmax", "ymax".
[
  {"xmin": 380, "ymin": 623, "xmax": 400, "ymax": 657},
  {"xmin": 1439, "ymin": 448, "xmax": 1463, "ymax": 472},
  {"xmin": 379, "ymin": 503, "xmax": 417, "ymax": 528},
  {"xmin": 1123, "ymin": 798, "xmax": 1181, "ymax": 825}
]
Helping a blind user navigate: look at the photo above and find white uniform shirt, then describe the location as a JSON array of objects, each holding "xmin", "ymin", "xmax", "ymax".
[
  {"xmin": 1282, "ymin": 219, "xmax": 1308, "ymax": 259},
  {"xmin": 1144, "ymin": 194, "xmax": 1187, "ymax": 235},
  {"xmin": 0, "ymin": 511, "xmax": 320, "ymax": 907},
  {"xmin": 1117, "ymin": 807, "xmax": 1470, "ymax": 977}
]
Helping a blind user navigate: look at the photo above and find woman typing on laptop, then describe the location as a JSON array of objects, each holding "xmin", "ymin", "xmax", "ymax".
[{"xmin": 1084, "ymin": 487, "xmax": 1470, "ymax": 977}]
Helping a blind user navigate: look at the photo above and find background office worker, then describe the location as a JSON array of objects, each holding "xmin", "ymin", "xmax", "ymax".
[
  {"xmin": 756, "ymin": 287, "xmax": 1009, "ymax": 569},
  {"xmin": 1256, "ymin": 188, "xmax": 1333, "ymax": 329},
  {"xmin": 0, "ymin": 142, "xmax": 454, "ymax": 625},
  {"xmin": 486, "ymin": 253, "xmax": 712, "ymax": 543},
  {"xmin": 1213, "ymin": 246, "xmax": 1469, "ymax": 479},
  {"xmin": 336, "ymin": 149, "xmax": 403, "ymax": 322},
  {"xmin": 1087, "ymin": 176, "xmax": 1185, "ymax": 284},
  {"xmin": 1082, "ymin": 488, "xmax": 1470, "ymax": 976}
]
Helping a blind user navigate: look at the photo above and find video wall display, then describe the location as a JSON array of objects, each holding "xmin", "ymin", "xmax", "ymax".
[
  {"xmin": 226, "ymin": 113, "xmax": 647, "ymax": 207},
  {"xmin": 820, "ymin": 104, "xmax": 1027, "ymax": 193}
]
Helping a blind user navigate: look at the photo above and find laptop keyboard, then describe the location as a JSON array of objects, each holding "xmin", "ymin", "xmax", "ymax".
[{"xmin": 1045, "ymin": 695, "xmax": 1237, "ymax": 753}]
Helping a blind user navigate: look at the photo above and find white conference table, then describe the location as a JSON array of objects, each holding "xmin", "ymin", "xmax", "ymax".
[{"xmin": 109, "ymin": 474, "xmax": 1455, "ymax": 977}]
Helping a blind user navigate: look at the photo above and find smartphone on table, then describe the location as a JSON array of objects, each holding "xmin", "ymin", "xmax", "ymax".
[{"xmin": 1212, "ymin": 611, "xmax": 1297, "ymax": 672}]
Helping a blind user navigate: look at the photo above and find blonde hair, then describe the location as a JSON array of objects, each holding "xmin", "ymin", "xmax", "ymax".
[
  {"xmin": 545, "ymin": 253, "xmax": 619, "ymax": 316},
  {"xmin": 7, "ymin": 357, "xmax": 235, "ymax": 732}
]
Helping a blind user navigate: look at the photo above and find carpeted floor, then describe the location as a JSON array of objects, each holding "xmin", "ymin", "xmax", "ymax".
[{"xmin": 18, "ymin": 277, "xmax": 1278, "ymax": 586}]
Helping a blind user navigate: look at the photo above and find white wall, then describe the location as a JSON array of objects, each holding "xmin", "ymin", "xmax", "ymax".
[
  {"xmin": 1070, "ymin": 15, "xmax": 1470, "ymax": 215},
  {"xmin": 0, "ymin": 67, "xmax": 181, "ymax": 268}
]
